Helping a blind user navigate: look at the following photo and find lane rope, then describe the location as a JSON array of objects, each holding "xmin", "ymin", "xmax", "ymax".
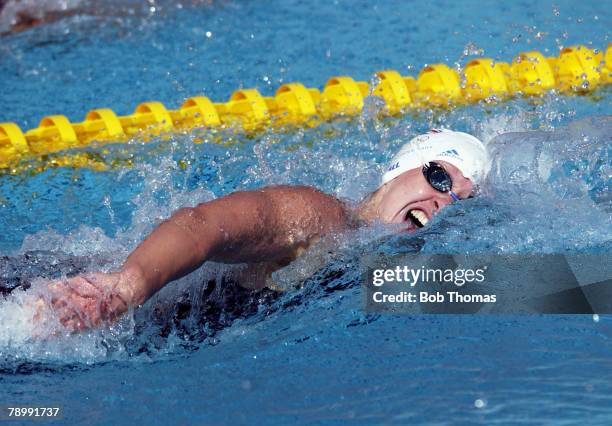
[{"xmin": 1, "ymin": 43, "xmax": 610, "ymax": 167}]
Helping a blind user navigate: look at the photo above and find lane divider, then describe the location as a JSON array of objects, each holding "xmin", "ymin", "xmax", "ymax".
[{"xmin": 1, "ymin": 43, "xmax": 610, "ymax": 167}]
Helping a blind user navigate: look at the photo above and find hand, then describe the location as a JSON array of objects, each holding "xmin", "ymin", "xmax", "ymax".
[{"xmin": 44, "ymin": 271, "xmax": 137, "ymax": 332}]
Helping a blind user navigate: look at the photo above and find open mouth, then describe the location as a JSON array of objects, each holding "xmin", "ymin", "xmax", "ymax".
[{"xmin": 405, "ymin": 209, "xmax": 429, "ymax": 228}]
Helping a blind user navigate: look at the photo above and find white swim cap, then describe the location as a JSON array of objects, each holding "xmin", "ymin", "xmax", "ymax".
[{"xmin": 381, "ymin": 128, "xmax": 487, "ymax": 185}]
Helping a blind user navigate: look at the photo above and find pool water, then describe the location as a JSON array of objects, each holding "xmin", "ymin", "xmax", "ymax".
[{"xmin": 0, "ymin": 0, "xmax": 611, "ymax": 424}]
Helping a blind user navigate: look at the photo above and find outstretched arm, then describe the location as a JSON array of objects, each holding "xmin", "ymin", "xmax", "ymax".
[
  {"xmin": 123, "ymin": 185, "xmax": 349, "ymax": 304},
  {"xmin": 46, "ymin": 186, "xmax": 349, "ymax": 330}
]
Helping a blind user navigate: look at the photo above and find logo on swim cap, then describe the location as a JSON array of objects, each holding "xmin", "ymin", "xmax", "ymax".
[
  {"xmin": 438, "ymin": 149, "xmax": 461, "ymax": 159},
  {"xmin": 387, "ymin": 161, "xmax": 400, "ymax": 172},
  {"xmin": 381, "ymin": 129, "xmax": 487, "ymax": 186}
]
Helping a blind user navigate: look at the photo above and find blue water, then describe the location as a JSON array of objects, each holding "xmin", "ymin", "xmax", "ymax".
[{"xmin": 0, "ymin": 0, "xmax": 611, "ymax": 424}]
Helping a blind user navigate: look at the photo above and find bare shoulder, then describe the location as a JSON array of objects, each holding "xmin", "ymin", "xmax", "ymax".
[
  {"xmin": 261, "ymin": 185, "xmax": 342, "ymax": 203},
  {"xmin": 260, "ymin": 185, "xmax": 351, "ymax": 233}
]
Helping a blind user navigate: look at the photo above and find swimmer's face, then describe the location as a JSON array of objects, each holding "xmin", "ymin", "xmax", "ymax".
[{"xmin": 376, "ymin": 161, "xmax": 474, "ymax": 231}]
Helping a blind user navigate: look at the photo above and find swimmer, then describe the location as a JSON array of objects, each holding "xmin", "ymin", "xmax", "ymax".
[{"xmin": 42, "ymin": 129, "xmax": 487, "ymax": 331}]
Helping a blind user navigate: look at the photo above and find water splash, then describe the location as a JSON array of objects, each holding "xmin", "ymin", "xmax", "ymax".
[{"xmin": 0, "ymin": 108, "xmax": 610, "ymax": 367}]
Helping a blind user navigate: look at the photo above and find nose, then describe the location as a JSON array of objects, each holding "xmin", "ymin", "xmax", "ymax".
[{"xmin": 433, "ymin": 193, "xmax": 452, "ymax": 213}]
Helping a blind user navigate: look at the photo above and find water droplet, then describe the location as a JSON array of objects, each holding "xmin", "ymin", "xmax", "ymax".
[
  {"xmin": 474, "ymin": 399, "xmax": 486, "ymax": 408},
  {"xmin": 463, "ymin": 42, "xmax": 484, "ymax": 56},
  {"xmin": 205, "ymin": 31, "xmax": 212, "ymax": 38}
]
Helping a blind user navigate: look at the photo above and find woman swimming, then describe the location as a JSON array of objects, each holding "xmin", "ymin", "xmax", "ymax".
[{"xmin": 41, "ymin": 129, "xmax": 487, "ymax": 331}]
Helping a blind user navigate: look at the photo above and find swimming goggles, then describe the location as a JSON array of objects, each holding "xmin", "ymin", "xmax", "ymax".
[{"xmin": 422, "ymin": 162, "xmax": 461, "ymax": 202}]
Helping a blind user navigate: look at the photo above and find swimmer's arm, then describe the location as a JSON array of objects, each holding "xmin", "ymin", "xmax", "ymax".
[{"xmin": 121, "ymin": 186, "xmax": 348, "ymax": 305}]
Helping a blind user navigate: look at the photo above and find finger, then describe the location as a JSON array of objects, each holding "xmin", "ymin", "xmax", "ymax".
[
  {"xmin": 23, "ymin": 296, "xmax": 45, "ymax": 311},
  {"xmin": 50, "ymin": 294, "xmax": 67, "ymax": 309},
  {"xmin": 30, "ymin": 298, "xmax": 47, "ymax": 323},
  {"xmin": 50, "ymin": 284, "xmax": 94, "ymax": 311},
  {"xmin": 47, "ymin": 281, "xmax": 70, "ymax": 305},
  {"xmin": 49, "ymin": 286, "xmax": 85, "ymax": 307},
  {"xmin": 65, "ymin": 277, "xmax": 103, "ymax": 299},
  {"xmin": 57, "ymin": 306, "xmax": 90, "ymax": 332},
  {"xmin": 49, "ymin": 298, "xmax": 96, "ymax": 332},
  {"xmin": 61, "ymin": 316, "xmax": 85, "ymax": 333},
  {"xmin": 55, "ymin": 301, "xmax": 78, "ymax": 321},
  {"xmin": 66, "ymin": 296, "xmax": 105, "ymax": 328},
  {"xmin": 47, "ymin": 281, "xmax": 63, "ymax": 292},
  {"xmin": 47, "ymin": 277, "xmax": 99, "ymax": 302},
  {"xmin": 56, "ymin": 306, "xmax": 77, "ymax": 329},
  {"xmin": 99, "ymin": 292, "xmax": 128, "ymax": 321}
]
